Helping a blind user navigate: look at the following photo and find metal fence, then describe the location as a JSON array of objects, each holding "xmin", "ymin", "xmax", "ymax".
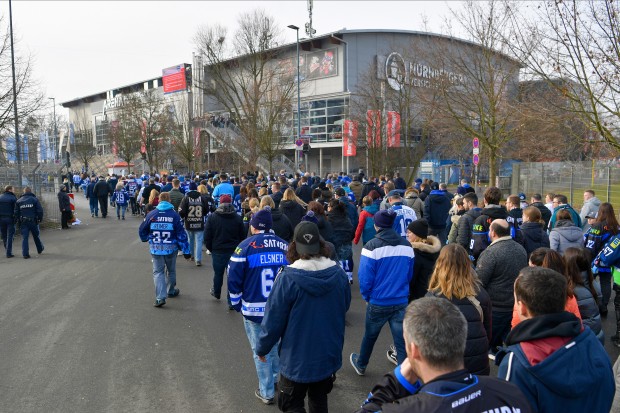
[
  {"xmin": 0, "ymin": 164, "xmax": 63, "ymax": 228},
  {"xmin": 512, "ymin": 161, "xmax": 620, "ymax": 211}
]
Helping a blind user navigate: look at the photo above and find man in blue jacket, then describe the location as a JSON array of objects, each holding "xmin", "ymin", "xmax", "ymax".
[
  {"xmin": 256, "ymin": 221, "xmax": 351, "ymax": 412},
  {"xmin": 351, "ymin": 209, "xmax": 414, "ymax": 375},
  {"xmin": 14, "ymin": 187, "xmax": 44, "ymax": 258},
  {"xmin": 212, "ymin": 173, "xmax": 234, "ymax": 206},
  {"xmin": 228, "ymin": 208, "xmax": 289, "ymax": 405},
  {"xmin": 496, "ymin": 266, "xmax": 614, "ymax": 412},
  {"xmin": 139, "ymin": 192, "xmax": 190, "ymax": 307},
  {"xmin": 0, "ymin": 185, "xmax": 17, "ymax": 257}
]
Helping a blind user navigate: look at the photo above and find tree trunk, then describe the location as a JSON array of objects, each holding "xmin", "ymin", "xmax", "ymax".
[{"xmin": 488, "ymin": 149, "xmax": 496, "ymax": 187}]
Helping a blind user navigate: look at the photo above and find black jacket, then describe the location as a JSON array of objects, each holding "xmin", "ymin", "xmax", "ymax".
[
  {"xmin": 141, "ymin": 183, "xmax": 159, "ymax": 203},
  {"xmin": 271, "ymin": 208, "xmax": 294, "ymax": 242},
  {"xmin": 0, "ymin": 190, "xmax": 17, "ymax": 217},
  {"xmin": 317, "ymin": 215, "xmax": 335, "ymax": 245},
  {"xmin": 520, "ymin": 221, "xmax": 550, "ymax": 258},
  {"xmin": 93, "ymin": 180, "xmax": 112, "ymax": 198},
  {"xmin": 470, "ymin": 205, "xmax": 508, "ymax": 261},
  {"xmin": 531, "ymin": 201, "xmax": 552, "ymax": 231},
  {"xmin": 279, "ymin": 200, "xmax": 306, "ymax": 229},
  {"xmin": 295, "ymin": 184, "xmax": 313, "ymax": 204},
  {"xmin": 356, "ymin": 368, "xmax": 532, "ymax": 413},
  {"xmin": 359, "ymin": 181, "xmax": 384, "ymax": 206},
  {"xmin": 57, "ymin": 190, "xmax": 71, "ymax": 212},
  {"xmin": 178, "ymin": 190, "xmax": 214, "ymax": 231},
  {"xmin": 15, "ymin": 192, "xmax": 43, "ymax": 222},
  {"xmin": 204, "ymin": 204, "xmax": 245, "ymax": 253},
  {"xmin": 409, "ymin": 236, "xmax": 441, "ymax": 301},
  {"xmin": 270, "ymin": 191, "xmax": 283, "ymax": 209},
  {"xmin": 327, "ymin": 209, "xmax": 354, "ymax": 251},
  {"xmin": 423, "ymin": 190, "xmax": 451, "ymax": 229},
  {"xmin": 457, "ymin": 207, "xmax": 482, "ymax": 250}
]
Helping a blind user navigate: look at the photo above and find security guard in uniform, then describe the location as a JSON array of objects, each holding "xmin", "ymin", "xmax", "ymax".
[
  {"xmin": 14, "ymin": 187, "xmax": 44, "ymax": 259},
  {"xmin": 0, "ymin": 185, "xmax": 17, "ymax": 258}
]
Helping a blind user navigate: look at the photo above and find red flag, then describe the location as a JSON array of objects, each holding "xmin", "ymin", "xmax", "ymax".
[
  {"xmin": 366, "ymin": 110, "xmax": 381, "ymax": 148},
  {"xmin": 343, "ymin": 120, "xmax": 358, "ymax": 157},
  {"xmin": 140, "ymin": 120, "xmax": 147, "ymax": 154},
  {"xmin": 193, "ymin": 127, "xmax": 202, "ymax": 158},
  {"xmin": 111, "ymin": 120, "xmax": 119, "ymax": 155},
  {"xmin": 387, "ymin": 111, "xmax": 401, "ymax": 147}
]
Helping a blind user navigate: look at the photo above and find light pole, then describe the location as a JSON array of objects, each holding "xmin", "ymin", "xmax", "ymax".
[
  {"xmin": 9, "ymin": 0, "xmax": 22, "ymax": 187},
  {"xmin": 48, "ymin": 97, "xmax": 58, "ymax": 163},
  {"xmin": 288, "ymin": 24, "xmax": 301, "ymax": 171}
]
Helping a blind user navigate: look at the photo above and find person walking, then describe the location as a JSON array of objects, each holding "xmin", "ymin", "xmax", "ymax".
[
  {"xmin": 178, "ymin": 183, "xmax": 211, "ymax": 266},
  {"xmin": 0, "ymin": 185, "xmax": 17, "ymax": 258},
  {"xmin": 14, "ymin": 187, "xmax": 44, "ymax": 259},
  {"xmin": 58, "ymin": 185, "xmax": 72, "ymax": 229},
  {"xmin": 93, "ymin": 176, "xmax": 111, "ymax": 218},
  {"xmin": 111, "ymin": 183, "xmax": 129, "ymax": 220},
  {"xmin": 256, "ymin": 221, "xmax": 351, "ymax": 412},
  {"xmin": 138, "ymin": 192, "xmax": 190, "ymax": 307},
  {"xmin": 228, "ymin": 208, "xmax": 289, "ymax": 405},
  {"xmin": 422, "ymin": 182, "xmax": 451, "ymax": 244}
]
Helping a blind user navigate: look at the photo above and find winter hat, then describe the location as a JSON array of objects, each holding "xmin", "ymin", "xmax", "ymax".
[
  {"xmin": 374, "ymin": 209, "xmax": 397, "ymax": 229},
  {"xmin": 519, "ymin": 192, "xmax": 526, "ymax": 201},
  {"xmin": 430, "ymin": 182, "xmax": 439, "ymax": 190},
  {"xmin": 415, "ymin": 178, "xmax": 423, "ymax": 184},
  {"xmin": 408, "ymin": 219, "xmax": 429, "ymax": 239},
  {"xmin": 387, "ymin": 190, "xmax": 401, "ymax": 199},
  {"xmin": 250, "ymin": 206, "xmax": 273, "ymax": 231},
  {"xmin": 189, "ymin": 182, "xmax": 198, "ymax": 191},
  {"xmin": 294, "ymin": 221, "xmax": 321, "ymax": 255},
  {"xmin": 220, "ymin": 194, "xmax": 232, "ymax": 204},
  {"xmin": 335, "ymin": 187, "xmax": 346, "ymax": 197},
  {"xmin": 301, "ymin": 210, "xmax": 319, "ymax": 225}
]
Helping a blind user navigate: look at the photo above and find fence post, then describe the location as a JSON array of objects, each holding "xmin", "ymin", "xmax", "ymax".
[
  {"xmin": 607, "ymin": 167, "xmax": 612, "ymax": 203},
  {"xmin": 569, "ymin": 166, "xmax": 574, "ymax": 205}
]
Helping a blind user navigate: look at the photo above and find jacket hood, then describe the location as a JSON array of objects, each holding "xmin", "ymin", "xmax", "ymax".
[
  {"xmin": 481, "ymin": 205, "xmax": 508, "ymax": 219},
  {"xmin": 465, "ymin": 207, "xmax": 482, "ymax": 219},
  {"xmin": 271, "ymin": 208, "xmax": 283, "ymax": 219},
  {"xmin": 429, "ymin": 189, "xmax": 445, "ymax": 196},
  {"xmin": 156, "ymin": 201, "xmax": 174, "ymax": 211},
  {"xmin": 375, "ymin": 227, "xmax": 406, "ymax": 246},
  {"xmin": 411, "ymin": 235, "xmax": 442, "ymax": 254},
  {"xmin": 554, "ymin": 221, "xmax": 583, "ymax": 242},
  {"xmin": 285, "ymin": 257, "xmax": 345, "ymax": 296},
  {"xmin": 521, "ymin": 222, "xmax": 546, "ymax": 241},
  {"xmin": 586, "ymin": 197, "xmax": 602, "ymax": 207},
  {"xmin": 364, "ymin": 203, "xmax": 379, "ymax": 214},
  {"xmin": 215, "ymin": 204, "xmax": 237, "ymax": 215}
]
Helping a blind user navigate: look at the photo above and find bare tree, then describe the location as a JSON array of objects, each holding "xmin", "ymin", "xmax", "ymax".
[
  {"xmin": 72, "ymin": 109, "xmax": 97, "ymax": 172},
  {"xmin": 109, "ymin": 96, "xmax": 142, "ymax": 175},
  {"xmin": 0, "ymin": 17, "xmax": 44, "ymax": 160},
  {"xmin": 508, "ymin": 0, "xmax": 620, "ymax": 153},
  {"xmin": 194, "ymin": 9, "xmax": 297, "ymax": 172},
  {"xmin": 169, "ymin": 98, "xmax": 196, "ymax": 173},
  {"xmin": 129, "ymin": 90, "xmax": 171, "ymax": 173}
]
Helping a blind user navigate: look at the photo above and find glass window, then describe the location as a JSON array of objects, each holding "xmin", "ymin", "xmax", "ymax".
[{"xmin": 326, "ymin": 98, "xmax": 344, "ymax": 107}]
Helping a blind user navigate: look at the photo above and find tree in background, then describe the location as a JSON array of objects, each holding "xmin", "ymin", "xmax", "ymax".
[
  {"xmin": 109, "ymin": 96, "xmax": 142, "ymax": 176},
  {"xmin": 72, "ymin": 109, "xmax": 97, "ymax": 172},
  {"xmin": 194, "ymin": 9, "xmax": 297, "ymax": 172}
]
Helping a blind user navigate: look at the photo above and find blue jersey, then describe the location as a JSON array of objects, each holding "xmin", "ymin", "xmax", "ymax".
[
  {"xmin": 391, "ymin": 203, "xmax": 417, "ymax": 238},
  {"xmin": 125, "ymin": 180, "xmax": 140, "ymax": 197},
  {"xmin": 138, "ymin": 201, "xmax": 190, "ymax": 256},
  {"xmin": 228, "ymin": 232, "xmax": 289, "ymax": 323},
  {"xmin": 112, "ymin": 189, "xmax": 129, "ymax": 206}
]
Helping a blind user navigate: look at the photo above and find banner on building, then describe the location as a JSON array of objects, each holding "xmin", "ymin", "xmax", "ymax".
[
  {"xmin": 193, "ymin": 127, "xmax": 202, "ymax": 158},
  {"xmin": 366, "ymin": 110, "xmax": 381, "ymax": 148},
  {"xmin": 343, "ymin": 120, "xmax": 358, "ymax": 157},
  {"xmin": 387, "ymin": 111, "xmax": 401, "ymax": 147}
]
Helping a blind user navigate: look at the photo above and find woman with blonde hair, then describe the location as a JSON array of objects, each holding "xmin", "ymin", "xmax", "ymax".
[
  {"xmin": 148, "ymin": 189, "xmax": 160, "ymax": 207},
  {"xmin": 258, "ymin": 187, "xmax": 269, "ymax": 199},
  {"xmin": 279, "ymin": 188, "xmax": 307, "ymax": 228},
  {"xmin": 243, "ymin": 198, "xmax": 261, "ymax": 234},
  {"xmin": 427, "ymin": 243, "xmax": 492, "ymax": 375}
]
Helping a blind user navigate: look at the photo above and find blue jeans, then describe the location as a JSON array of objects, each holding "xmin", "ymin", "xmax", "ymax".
[
  {"xmin": 187, "ymin": 230, "xmax": 204, "ymax": 263},
  {"xmin": 0, "ymin": 216, "xmax": 15, "ymax": 256},
  {"xmin": 89, "ymin": 197, "xmax": 99, "ymax": 216},
  {"xmin": 152, "ymin": 253, "xmax": 177, "ymax": 300},
  {"xmin": 116, "ymin": 204, "xmax": 127, "ymax": 218},
  {"xmin": 358, "ymin": 303, "xmax": 407, "ymax": 368},
  {"xmin": 20, "ymin": 221, "xmax": 44, "ymax": 257},
  {"xmin": 244, "ymin": 318, "xmax": 279, "ymax": 399},
  {"xmin": 490, "ymin": 310, "xmax": 513, "ymax": 352},
  {"xmin": 212, "ymin": 252, "xmax": 233, "ymax": 302}
]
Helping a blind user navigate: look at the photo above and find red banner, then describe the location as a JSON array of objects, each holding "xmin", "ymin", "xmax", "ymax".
[
  {"xmin": 111, "ymin": 120, "xmax": 119, "ymax": 155},
  {"xmin": 193, "ymin": 127, "xmax": 202, "ymax": 158},
  {"xmin": 343, "ymin": 120, "xmax": 358, "ymax": 157},
  {"xmin": 162, "ymin": 65, "xmax": 187, "ymax": 94},
  {"xmin": 387, "ymin": 111, "xmax": 401, "ymax": 147},
  {"xmin": 366, "ymin": 110, "xmax": 381, "ymax": 148}
]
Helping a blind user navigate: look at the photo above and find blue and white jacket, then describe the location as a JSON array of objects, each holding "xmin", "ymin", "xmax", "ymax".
[
  {"xmin": 228, "ymin": 232, "xmax": 289, "ymax": 323},
  {"xmin": 256, "ymin": 257, "xmax": 351, "ymax": 383},
  {"xmin": 138, "ymin": 201, "xmax": 190, "ymax": 256},
  {"xmin": 111, "ymin": 189, "xmax": 129, "ymax": 206},
  {"xmin": 359, "ymin": 228, "xmax": 414, "ymax": 306},
  {"xmin": 390, "ymin": 203, "xmax": 418, "ymax": 238},
  {"xmin": 125, "ymin": 179, "xmax": 140, "ymax": 197}
]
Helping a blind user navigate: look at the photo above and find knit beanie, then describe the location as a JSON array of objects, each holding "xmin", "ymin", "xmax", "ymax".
[
  {"xmin": 408, "ymin": 219, "xmax": 429, "ymax": 239},
  {"xmin": 374, "ymin": 209, "xmax": 396, "ymax": 228},
  {"xmin": 250, "ymin": 206, "xmax": 273, "ymax": 231}
]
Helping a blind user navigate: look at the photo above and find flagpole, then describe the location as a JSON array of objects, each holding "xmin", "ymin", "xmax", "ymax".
[{"xmin": 9, "ymin": 0, "xmax": 22, "ymax": 188}]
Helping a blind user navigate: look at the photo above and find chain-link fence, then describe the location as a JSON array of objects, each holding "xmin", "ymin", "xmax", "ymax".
[
  {"xmin": 512, "ymin": 161, "xmax": 620, "ymax": 211},
  {"xmin": 0, "ymin": 164, "xmax": 63, "ymax": 229}
]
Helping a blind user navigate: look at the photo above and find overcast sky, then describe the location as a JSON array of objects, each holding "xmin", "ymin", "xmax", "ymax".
[{"xmin": 9, "ymin": 1, "xmax": 462, "ymax": 114}]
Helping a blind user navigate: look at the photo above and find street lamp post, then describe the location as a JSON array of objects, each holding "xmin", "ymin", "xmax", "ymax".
[
  {"xmin": 48, "ymin": 97, "xmax": 58, "ymax": 163},
  {"xmin": 9, "ymin": 0, "xmax": 22, "ymax": 187},
  {"xmin": 288, "ymin": 24, "xmax": 301, "ymax": 172}
]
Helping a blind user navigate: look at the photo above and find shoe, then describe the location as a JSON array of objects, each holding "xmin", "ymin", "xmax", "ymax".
[
  {"xmin": 91, "ymin": 213, "xmax": 94, "ymax": 217},
  {"xmin": 228, "ymin": 305, "xmax": 235, "ymax": 311},
  {"xmin": 38, "ymin": 247, "xmax": 44, "ymax": 255},
  {"xmin": 6, "ymin": 254, "xmax": 14, "ymax": 258},
  {"xmin": 196, "ymin": 261, "xmax": 201, "ymax": 267},
  {"xmin": 350, "ymin": 353, "xmax": 365, "ymax": 376},
  {"xmin": 117, "ymin": 216, "xmax": 120, "ymax": 220},
  {"xmin": 23, "ymin": 255, "xmax": 30, "ymax": 259},
  {"xmin": 153, "ymin": 299, "xmax": 166, "ymax": 307},
  {"xmin": 122, "ymin": 217, "xmax": 125, "ymax": 220},
  {"xmin": 167, "ymin": 288, "xmax": 180, "ymax": 298},
  {"xmin": 601, "ymin": 308, "xmax": 609, "ymax": 317},
  {"xmin": 254, "ymin": 389, "xmax": 274, "ymax": 405},
  {"xmin": 387, "ymin": 348, "xmax": 398, "ymax": 366},
  {"xmin": 210, "ymin": 288, "xmax": 220, "ymax": 300}
]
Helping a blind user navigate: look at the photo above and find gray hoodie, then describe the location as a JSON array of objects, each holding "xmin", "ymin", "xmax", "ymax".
[
  {"xmin": 550, "ymin": 220, "xmax": 584, "ymax": 254},
  {"xmin": 580, "ymin": 196, "xmax": 602, "ymax": 228}
]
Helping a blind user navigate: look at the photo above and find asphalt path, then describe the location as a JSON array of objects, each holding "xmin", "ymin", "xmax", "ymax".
[{"xmin": 1, "ymin": 194, "xmax": 618, "ymax": 412}]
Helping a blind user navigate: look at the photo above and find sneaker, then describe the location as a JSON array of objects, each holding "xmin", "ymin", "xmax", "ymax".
[
  {"xmin": 167, "ymin": 288, "xmax": 180, "ymax": 298},
  {"xmin": 7, "ymin": 254, "xmax": 14, "ymax": 258},
  {"xmin": 122, "ymin": 217, "xmax": 125, "ymax": 220},
  {"xmin": 23, "ymin": 255, "xmax": 30, "ymax": 259},
  {"xmin": 153, "ymin": 299, "xmax": 166, "ymax": 307},
  {"xmin": 387, "ymin": 348, "xmax": 398, "ymax": 366},
  {"xmin": 196, "ymin": 261, "xmax": 201, "ymax": 267},
  {"xmin": 254, "ymin": 389, "xmax": 274, "ymax": 405},
  {"xmin": 350, "ymin": 353, "xmax": 365, "ymax": 376},
  {"xmin": 210, "ymin": 288, "xmax": 220, "ymax": 300}
]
